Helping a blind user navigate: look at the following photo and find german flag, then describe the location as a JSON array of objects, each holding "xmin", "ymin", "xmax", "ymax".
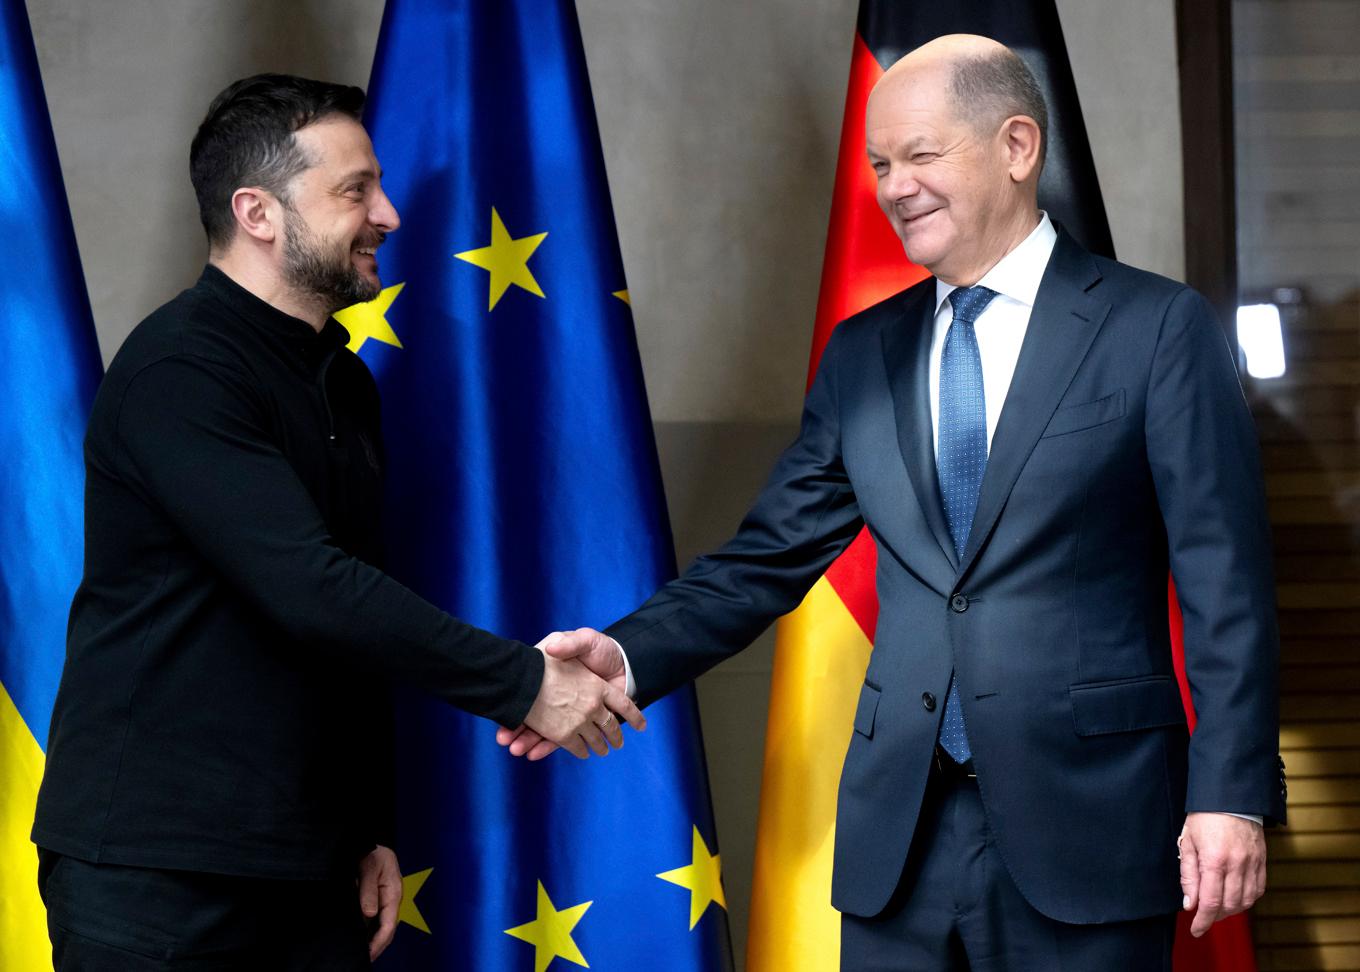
[{"xmin": 745, "ymin": 3, "xmax": 1257, "ymax": 970}]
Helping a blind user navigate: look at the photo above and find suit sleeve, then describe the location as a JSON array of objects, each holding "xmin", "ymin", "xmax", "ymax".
[
  {"xmin": 608, "ymin": 326, "xmax": 865, "ymax": 706},
  {"xmin": 1145, "ymin": 289, "xmax": 1285, "ymax": 824},
  {"xmin": 115, "ymin": 354, "xmax": 545, "ymax": 729}
]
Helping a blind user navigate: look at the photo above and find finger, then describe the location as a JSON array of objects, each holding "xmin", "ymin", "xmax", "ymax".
[
  {"xmin": 1192, "ymin": 862, "xmax": 1226, "ymax": 937},
  {"xmin": 526, "ymin": 738, "xmax": 560, "ymax": 761},
  {"xmin": 496, "ymin": 724, "xmax": 526, "ymax": 747},
  {"xmin": 372, "ymin": 868, "xmax": 401, "ymax": 958},
  {"xmin": 561, "ymin": 734, "xmax": 589, "ymax": 759},
  {"xmin": 358, "ymin": 865, "xmax": 380, "ymax": 919},
  {"xmin": 1221, "ymin": 860, "xmax": 1246, "ymax": 916},
  {"xmin": 1179, "ymin": 831, "xmax": 1199, "ymax": 914},
  {"xmin": 1248, "ymin": 834, "xmax": 1268, "ymax": 906},
  {"xmin": 509, "ymin": 728, "xmax": 547, "ymax": 758},
  {"xmin": 369, "ymin": 901, "xmax": 397, "ymax": 959},
  {"xmin": 597, "ymin": 710, "xmax": 624, "ymax": 750},
  {"xmin": 603, "ymin": 686, "xmax": 646, "ymax": 732},
  {"xmin": 579, "ymin": 722, "xmax": 610, "ymax": 757},
  {"xmin": 544, "ymin": 633, "xmax": 590, "ymax": 660},
  {"xmin": 535, "ymin": 631, "xmax": 566, "ymax": 649}
]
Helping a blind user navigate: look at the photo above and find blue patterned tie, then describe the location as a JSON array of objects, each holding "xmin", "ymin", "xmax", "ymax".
[{"xmin": 936, "ymin": 285, "xmax": 997, "ymax": 763}]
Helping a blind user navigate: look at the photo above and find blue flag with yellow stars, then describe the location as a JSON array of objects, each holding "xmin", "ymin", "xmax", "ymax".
[
  {"xmin": 354, "ymin": 2, "xmax": 734, "ymax": 969},
  {"xmin": 0, "ymin": 1, "xmax": 103, "ymax": 967}
]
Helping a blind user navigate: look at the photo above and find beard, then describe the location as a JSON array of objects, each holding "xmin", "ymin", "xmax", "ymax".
[{"xmin": 280, "ymin": 205, "xmax": 381, "ymax": 314}]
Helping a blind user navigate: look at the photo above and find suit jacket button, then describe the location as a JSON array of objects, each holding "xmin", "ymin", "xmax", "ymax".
[
  {"xmin": 922, "ymin": 692, "xmax": 937, "ymax": 712},
  {"xmin": 950, "ymin": 594, "xmax": 969, "ymax": 613}
]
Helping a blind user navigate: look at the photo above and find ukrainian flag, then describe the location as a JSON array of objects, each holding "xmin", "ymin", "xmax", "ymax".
[
  {"xmin": 345, "ymin": 1, "xmax": 733, "ymax": 968},
  {"xmin": 0, "ymin": 3, "xmax": 103, "ymax": 967}
]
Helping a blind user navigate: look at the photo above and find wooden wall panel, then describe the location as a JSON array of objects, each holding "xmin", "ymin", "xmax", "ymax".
[{"xmin": 1235, "ymin": 8, "xmax": 1360, "ymax": 966}]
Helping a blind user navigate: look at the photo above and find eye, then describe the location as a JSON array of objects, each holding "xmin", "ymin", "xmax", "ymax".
[
  {"xmin": 870, "ymin": 160, "xmax": 889, "ymax": 176},
  {"xmin": 911, "ymin": 153, "xmax": 937, "ymax": 164}
]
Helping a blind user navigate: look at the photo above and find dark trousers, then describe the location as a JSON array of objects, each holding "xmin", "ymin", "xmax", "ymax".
[
  {"xmin": 38, "ymin": 851, "xmax": 371, "ymax": 971},
  {"xmin": 841, "ymin": 763, "xmax": 1177, "ymax": 971}
]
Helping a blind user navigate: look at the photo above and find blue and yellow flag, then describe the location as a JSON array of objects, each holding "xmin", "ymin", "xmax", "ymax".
[
  {"xmin": 354, "ymin": 2, "xmax": 732, "ymax": 968},
  {"xmin": 0, "ymin": 3, "xmax": 103, "ymax": 967}
]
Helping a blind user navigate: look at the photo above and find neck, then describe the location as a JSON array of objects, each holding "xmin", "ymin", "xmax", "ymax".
[
  {"xmin": 209, "ymin": 250, "xmax": 329, "ymax": 332},
  {"xmin": 936, "ymin": 206, "xmax": 1042, "ymax": 287}
]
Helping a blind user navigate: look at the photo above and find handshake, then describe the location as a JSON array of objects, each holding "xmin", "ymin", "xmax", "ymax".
[{"xmin": 497, "ymin": 628, "xmax": 642, "ymax": 761}]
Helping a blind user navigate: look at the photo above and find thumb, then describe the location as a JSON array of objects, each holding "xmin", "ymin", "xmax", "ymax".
[
  {"xmin": 544, "ymin": 632, "xmax": 591, "ymax": 660},
  {"xmin": 1179, "ymin": 828, "xmax": 1199, "ymax": 913}
]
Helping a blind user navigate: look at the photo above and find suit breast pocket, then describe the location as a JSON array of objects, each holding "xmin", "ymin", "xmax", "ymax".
[{"xmin": 1040, "ymin": 388, "xmax": 1126, "ymax": 439}]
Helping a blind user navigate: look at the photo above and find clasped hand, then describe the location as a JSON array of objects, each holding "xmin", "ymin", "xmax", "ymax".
[
  {"xmin": 511, "ymin": 629, "xmax": 641, "ymax": 760},
  {"xmin": 500, "ymin": 628, "xmax": 629, "ymax": 760}
]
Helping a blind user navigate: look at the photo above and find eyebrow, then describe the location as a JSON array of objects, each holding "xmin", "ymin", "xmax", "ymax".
[
  {"xmin": 866, "ymin": 134, "xmax": 933, "ymax": 159},
  {"xmin": 334, "ymin": 166, "xmax": 382, "ymax": 184}
]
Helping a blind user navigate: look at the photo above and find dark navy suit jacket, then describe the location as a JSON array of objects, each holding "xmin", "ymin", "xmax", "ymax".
[{"xmin": 608, "ymin": 230, "xmax": 1286, "ymax": 923}]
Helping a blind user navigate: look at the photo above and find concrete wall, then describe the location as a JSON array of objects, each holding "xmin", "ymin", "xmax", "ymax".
[{"xmin": 28, "ymin": 0, "xmax": 1182, "ymax": 964}]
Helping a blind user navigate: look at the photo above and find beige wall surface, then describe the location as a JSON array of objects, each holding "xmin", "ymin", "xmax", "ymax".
[{"xmin": 29, "ymin": 0, "xmax": 1182, "ymax": 965}]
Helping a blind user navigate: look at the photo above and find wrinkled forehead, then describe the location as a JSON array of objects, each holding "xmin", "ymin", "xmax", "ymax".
[{"xmin": 865, "ymin": 65, "xmax": 957, "ymax": 140}]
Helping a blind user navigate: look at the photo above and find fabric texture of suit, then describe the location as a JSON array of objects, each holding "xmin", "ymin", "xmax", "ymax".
[{"xmin": 608, "ymin": 229, "xmax": 1285, "ymax": 925}]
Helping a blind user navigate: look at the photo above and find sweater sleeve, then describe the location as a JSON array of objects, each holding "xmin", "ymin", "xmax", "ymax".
[{"xmin": 114, "ymin": 353, "xmax": 544, "ymax": 728}]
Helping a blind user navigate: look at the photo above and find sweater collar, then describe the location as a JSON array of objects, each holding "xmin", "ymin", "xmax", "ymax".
[{"xmin": 197, "ymin": 264, "xmax": 350, "ymax": 362}]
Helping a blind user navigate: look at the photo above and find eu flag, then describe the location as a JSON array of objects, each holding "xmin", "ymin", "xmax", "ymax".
[
  {"xmin": 0, "ymin": 2, "xmax": 103, "ymax": 966},
  {"xmin": 351, "ymin": 2, "xmax": 733, "ymax": 968}
]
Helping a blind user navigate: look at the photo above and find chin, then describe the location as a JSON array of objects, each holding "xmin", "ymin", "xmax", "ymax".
[{"xmin": 900, "ymin": 240, "xmax": 945, "ymax": 272}]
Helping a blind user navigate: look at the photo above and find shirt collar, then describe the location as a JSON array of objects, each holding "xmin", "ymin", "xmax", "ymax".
[{"xmin": 933, "ymin": 212, "xmax": 1058, "ymax": 315}]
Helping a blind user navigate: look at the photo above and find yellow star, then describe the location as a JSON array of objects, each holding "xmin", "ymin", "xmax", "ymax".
[
  {"xmin": 454, "ymin": 208, "xmax": 548, "ymax": 311},
  {"xmin": 612, "ymin": 289, "xmax": 630, "ymax": 305},
  {"xmin": 336, "ymin": 282, "xmax": 405, "ymax": 354},
  {"xmin": 398, "ymin": 868, "xmax": 433, "ymax": 934},
  {"xmin": 657, "ymin": 826, "xmax": 727, "ymax": 930},
  {"xmin": 504, "ymin": 881, "xmax": 592, "ymax": 972}
]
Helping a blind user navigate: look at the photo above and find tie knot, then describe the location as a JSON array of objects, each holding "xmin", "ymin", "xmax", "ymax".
[{"xmin": 947, "ymin": 285, "xmax": 999, "ymax": 324}]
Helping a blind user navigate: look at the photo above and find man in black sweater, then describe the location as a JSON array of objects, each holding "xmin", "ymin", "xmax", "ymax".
[{"xmin": 31, "ymin": 75, "xmax": 641, "ymax": 970}]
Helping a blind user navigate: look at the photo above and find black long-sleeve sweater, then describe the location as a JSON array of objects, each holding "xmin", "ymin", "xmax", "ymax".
[{"xmin": 33, "ymin": 265, "xmax": 544, "ymax": 880}]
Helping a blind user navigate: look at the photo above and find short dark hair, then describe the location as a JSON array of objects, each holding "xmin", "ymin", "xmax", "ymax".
[
  {"xmin": 949, "ymin": 49, "xmax": 1049, "ymax": 171},
  {"xmin": 190, "ymin": 74, "xmax": 366, "ymax": 248}
]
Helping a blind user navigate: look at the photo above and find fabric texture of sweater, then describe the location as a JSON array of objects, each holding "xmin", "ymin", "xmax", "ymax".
[{"xmin": 33, "ymin": 265, "xmax": 543, "ymax": 880}]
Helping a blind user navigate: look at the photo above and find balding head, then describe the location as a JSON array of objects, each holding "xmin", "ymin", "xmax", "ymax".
[
  {"xmin": 877, "ymin": 36, "xmax": 1048, "ymax": 169},
  {"xmin": 865, "ymin": 35, "xmax": 1047, "ymax": 284}
]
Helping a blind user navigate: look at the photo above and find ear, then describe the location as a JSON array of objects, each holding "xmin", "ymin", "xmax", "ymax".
[
  {"xmin": 229, "ymin": 187, "xmax": 281, "ymax": 244},
  {"xmin": 1000, "ymin": 115, "xmax": 1043, "ymax": 184}
]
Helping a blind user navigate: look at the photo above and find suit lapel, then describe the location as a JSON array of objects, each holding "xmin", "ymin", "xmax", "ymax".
[
  {"xmin": 957, "ymin": 231, "xmax": 1111, "ymax": 578},
  {"xmin": 882, "ymin": 284, "xmax": 959, "ymax": 577}
]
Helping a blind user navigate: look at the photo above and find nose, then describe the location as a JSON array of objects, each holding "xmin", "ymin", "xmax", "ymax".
[
  {"xmin": 369, "ymin": 186, "xmax": 401, "ymax": 233},
  {"xmin": 880, "ymin": 163, "xmax": 919, "ymax": 202}
]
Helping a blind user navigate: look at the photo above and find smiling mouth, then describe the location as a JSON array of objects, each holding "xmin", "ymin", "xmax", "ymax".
[{"xmin": 900, "ymin": 208, "xmax": 939, "ymax": 225}]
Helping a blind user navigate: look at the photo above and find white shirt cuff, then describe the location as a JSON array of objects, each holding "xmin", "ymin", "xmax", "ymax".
[
  {"xmin": 1221, "ymin": 812, "xmax": 1264, "ymax": 826},
  {"xmin": 610, "ymin": 636, "xmax": 636, "ymax": 698}
]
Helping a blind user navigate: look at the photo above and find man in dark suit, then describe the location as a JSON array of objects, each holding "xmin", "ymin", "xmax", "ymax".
[{"xmin": 501, "ymin": 34, "xmax": 1284, "ymax": 969}]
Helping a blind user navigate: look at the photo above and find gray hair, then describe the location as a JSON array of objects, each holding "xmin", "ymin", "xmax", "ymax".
[{"xmin": 949, "ymin": 49, "xmax": 1048, "ymax": 170}]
